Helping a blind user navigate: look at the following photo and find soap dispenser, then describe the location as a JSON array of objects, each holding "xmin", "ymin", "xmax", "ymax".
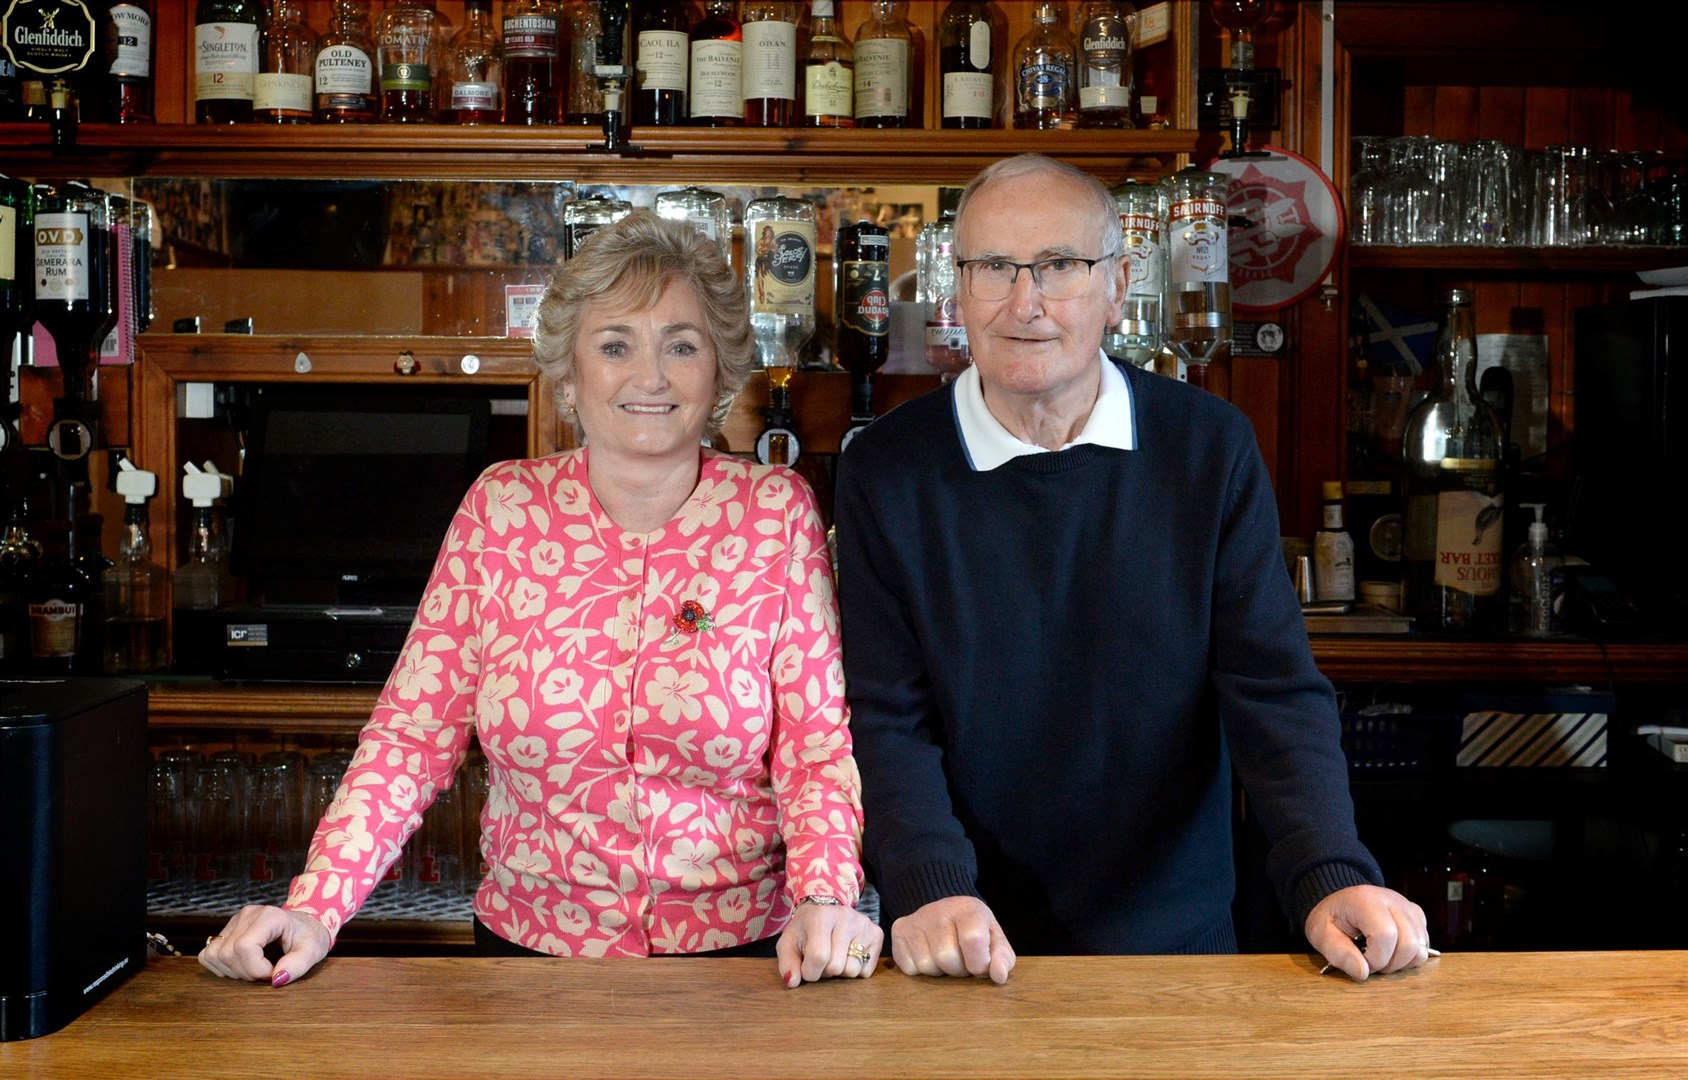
[{"xmin": 1508, "ymin": 502, "xmax": 1563, "ymax": 638}]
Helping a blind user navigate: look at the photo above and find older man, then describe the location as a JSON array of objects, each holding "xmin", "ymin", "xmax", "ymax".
[{"xmin": 835, "ymin": 155, "xmax": 1428, "ymax": 984}]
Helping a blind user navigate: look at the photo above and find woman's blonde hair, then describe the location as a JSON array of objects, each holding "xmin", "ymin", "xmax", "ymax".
[{"xmin": 532, "ymin": 208, "xmax": 754, "ymax": 435}]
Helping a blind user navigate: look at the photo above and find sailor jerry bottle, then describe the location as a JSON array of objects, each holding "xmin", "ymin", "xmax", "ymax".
[
  {"xmin": 195, "ymin": 0, "xmax": 262, "ymax": 123},
  {"xmin": 745, "ymin": 195, "xmax": 817, "ymax": 464},
  {"xmin": 1401, "ymin": 288, "xmax": 1506, "ymax": 632},
  {"xmin": 315, "ymin": 0, "xmax": 378, "ymax": 123},
  {"xmin": 835, "ymin": 220, "xmax": 891, "ymax": 452}
]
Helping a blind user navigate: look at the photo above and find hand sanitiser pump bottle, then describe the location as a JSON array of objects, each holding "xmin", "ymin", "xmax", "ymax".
[{"xmin": 1508, "ymin": 502, "xmax": 1563, "ymax": 638}]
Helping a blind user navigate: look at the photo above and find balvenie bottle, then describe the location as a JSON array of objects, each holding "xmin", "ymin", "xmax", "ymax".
[
  {"xmin": 104, "ymin": 1, "xmax": 155, "ymax": 123},
  {"xmin": 740, "ymin": 1, "xmax": 799, "ymax": 127},
  {"xmin": 854, "ymin": 0, "xmax": 912, "ymax": 129},
  {"xmin": 688, "ymin": 0, "xmax": 741, "ymax": 127},
  {"xmin": 939, "ymin": 0, "xmax": 1002, "ymax": 129},
  {"xmin": 1400, "ymin": 288, "xmax": 1506, "ymax": 633},
  {"xmin": 195, "ymin": 0, "xmax": 262, "ymax": 123},
  {"xmin": 315, "ymin": 0, "xmax": 378, "ymax": 123},
  {"xmin": 255, "ymin": 0, "xmax": 318, "ymax": 124},
  {"xmin": 633, "ymin": 0, "xmax": 687, "ymax": 125}
]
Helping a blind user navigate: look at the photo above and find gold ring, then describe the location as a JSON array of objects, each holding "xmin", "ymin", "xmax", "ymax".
[
  {"xmin": 205, "ymin": 935, "xmax": 221, "ymax": 946},
  {"xmin": 847, "ymin": 942, "xmax": 872, "ymax": 962}
]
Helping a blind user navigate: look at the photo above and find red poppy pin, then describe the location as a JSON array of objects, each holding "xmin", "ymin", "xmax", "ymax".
[{"xmin": 663, "ymin": 599, "xmax": 716, "ymax": 646}]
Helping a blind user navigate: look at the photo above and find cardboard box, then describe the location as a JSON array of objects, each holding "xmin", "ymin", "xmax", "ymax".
[{"xmin": 1456, "ymin": 691, "xmax": 1613, "ymax": 768}]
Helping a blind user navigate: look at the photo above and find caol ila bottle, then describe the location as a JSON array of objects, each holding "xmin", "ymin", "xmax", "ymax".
[
  {"xmin": 633, "ymin": 0, "xmax": 688, "ymax": 126},
  {"xmin": 195, "ymin": 0, "xmax": 262, "ymax": 123},
  {"xmin": 1401, "ymin": 288, "xmax": 1506, "ymax": 633},
  {"xmin": 835, "ymin": 219, "xmax": 891, "ymax": 452}
]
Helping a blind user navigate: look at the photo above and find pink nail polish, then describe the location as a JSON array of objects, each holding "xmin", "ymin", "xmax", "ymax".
[{"xmin": 271, "ymin": 970, "xmax": 291, "ymax": 988}]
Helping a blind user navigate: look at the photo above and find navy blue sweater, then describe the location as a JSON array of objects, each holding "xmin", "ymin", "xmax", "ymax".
[{"xmin": 835, "ymin": 363, "xmax": 1382, "ymax": 954}]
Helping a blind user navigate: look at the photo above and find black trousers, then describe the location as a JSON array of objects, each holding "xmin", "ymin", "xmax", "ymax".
[{"xmin": 472, "ymin": 917, "xmax": 780, "ymax": 959}]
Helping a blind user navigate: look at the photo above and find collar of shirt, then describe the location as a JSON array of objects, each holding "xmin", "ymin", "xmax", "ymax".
[{"xmin": 951, "ymin": 350, "xmax": 1138, "ymax": 472}]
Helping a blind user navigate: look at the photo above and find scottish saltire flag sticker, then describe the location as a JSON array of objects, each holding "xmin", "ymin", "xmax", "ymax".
[{"xmin": 1357, "ymin": 293, "xmax": 1438, "ymax": 376}]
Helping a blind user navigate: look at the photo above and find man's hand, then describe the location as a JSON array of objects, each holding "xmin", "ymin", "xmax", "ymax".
[
  {"xmin": 1305, "ymin": 884, "xmax": 1433, "ymax": 981},
  {"xmin": 890, "ymin": 896, "xmax": 1016, "ymax": 984}
]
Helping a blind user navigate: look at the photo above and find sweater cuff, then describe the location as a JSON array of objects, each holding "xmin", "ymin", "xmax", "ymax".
[
  {"xmin": 881, "ymin": 861, "xmax": 982, "ymax": 922},
  {"xmin": 1289, "ymin": 859, "xmax": 1383, "ymax": 930}
]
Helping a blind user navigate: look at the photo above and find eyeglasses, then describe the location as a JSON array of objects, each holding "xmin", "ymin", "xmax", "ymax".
[{"xmin": 954, "ymin": 252, "xmax": 1120, "ymax": 301}]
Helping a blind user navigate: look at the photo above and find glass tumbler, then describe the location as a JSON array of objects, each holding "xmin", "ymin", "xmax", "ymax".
[
  {"xmin": 148, "ymin": 757, "xmax": 190, "ymax": 883},
  {"xmin": 191, "ymin": 758, "xmax": 244, "ymax": 884},
  {"xmin": 1348, "ymin": 136, "xmax": 1389, "ymax": 245},
  {"xmin": 247, "ymin": 761, "xmax": 301, "ymax": 889}
]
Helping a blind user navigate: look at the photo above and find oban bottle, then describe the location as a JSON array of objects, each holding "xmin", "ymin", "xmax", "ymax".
[
  {"xmin": 255, "ymin": 0, "xmax": 318, "ymax": 124},
  {"xmin": 688, "ymin": 0, "xmax": 741, "ymax": 126},
  {"xmin": 853, "ymin": 0, "xmax": 912, "ymax": 128},
  {"xmin": 803, "ymin": 1, "xmax": 854, "ymax": 128},
  {"xmin": 741, "ymin": 1, "xmax": 800, "ymax": 127},
  {"xmin": 633, "ymin": 0, "xmax": 688, "ymax": 125},
  {"xmin": 1400, "ymin": 288, "xmax": 1506, "ymax": 632},
  {"xmin": 939, "ymin": 0, "xmax": 1002, "ymax": 129},
  {"xmin": 195, "ymin": 0, "xmax": 263, "ymax": 123},
  {"xmin": 315, "ymin": 0, "xmax": 378, "ymax": 123}
]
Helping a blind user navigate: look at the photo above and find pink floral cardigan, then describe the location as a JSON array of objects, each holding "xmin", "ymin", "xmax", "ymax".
[{"xmin": 285, "ymin": 449, "xmax": 865, "ymax": 956}]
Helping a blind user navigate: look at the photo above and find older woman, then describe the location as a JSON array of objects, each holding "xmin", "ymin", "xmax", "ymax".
[{"xmin": 201, "ymin": 210, "xmax": 879, "ymax": 988}]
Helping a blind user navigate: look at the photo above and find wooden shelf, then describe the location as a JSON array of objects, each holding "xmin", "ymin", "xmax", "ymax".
[
  {"xmin": 146, "ymin": 681, "xmax": 380, "ymax": 731},
  {"xmin": 1348, "ymin": 245, "xmax": 1688, "ymax": 274},
  {"xmin": 3, "ymin": 123, "xmax": 1199, "ymax": 185},
  {"xmin": 1310, "ymin": 638, "xmax": 1688, "ymax": 684}
]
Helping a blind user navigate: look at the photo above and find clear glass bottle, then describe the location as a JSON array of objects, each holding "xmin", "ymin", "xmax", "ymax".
[
  {"xmin": 654, "ymin": 186, "xmax": 733, "ymax": 266},
  {"xmin": 1348, "ymin": 135, "xmax": 1387, "ymax": 245},
  {"xmin": 562, "ymin": 194, "xmax": 631, "ymax": 259},
  {"xmin": 444, "ymin": 0, "xmax": 501, "ymax": 123},
  {"xmin": 1508, "ymin": 503, "xmax": 1563, "ymax": 638},
  {"xmin": 687, "ymin": 0, "xmax": 741, "ymax": 126},
  {"xmin": 564, "ymin": 0, "xmax": 610, "ymax": 126},
  {"xmin": 853, "ymin": 0, "xmax": 911, "ymax": 128},
  {"xmin": 104, "ymin": 461, "xmax": 168, "ymax": 674},
  {"xmin": 741, "ymin": 1, "xmax": 800, "ymax": 127},
  {"xmin": 1401, "ymin": 288, "xmax": 1506, "ymax": 633},
  {"xmin": 1012, "ymin": 1, "xmax": 1074, "ymax": 130},
  {"xmin": 1108, "ymin": 179, "xmax": 1164, "ymax": 368},
  {"xmin": 376, "ymin": 0, "xmax": 442, "ymax": 123},
  {"xmin": 803, "ymin": 1, "xmax": 854, "ymax": 128},
  {"xmin": 315, "ymin": 0, "xmax": 378, "ymax": 123},
  {"xmin": 194, "ymin": 0, "xmax": 263, "ymax": 123},
  {"xmin": 917, "ymin": 208, "xmax": 969, "ymax": 377},
  {"xmin": 1163, "ymin": 166, "xmax": 1232, "ymax": 389},
  {"xmin": 744, "ymin": 194, "xmax": 817, "ymax": 374},
  {"xmin": 171, "ymin": 465, "xmax": 236, "ymax": 676},
  {"xmin": 503, "ymin": 0, "xmax": 560, "ymax": 125},
  {"xmin": 255, "ymin": 0, "xmax": 318, "ymax": 124},
  {"xmin": 1313, "ymin": 480, "xmax": 1357, "ymax": 603},
  {"xmin": 633, "ymin": 0, "xmax": 688, "ymax": 126},
  {"xmin": 1075, "ymin": 0, "xmax": 1132, "ymax": 129},
  {"xmin": 0, "ymin": 498, "xmax": 43, "ymax": 672},
  {"xmin": 938, "ymin": 0, "xmax": 1003, "ymax": 129}
]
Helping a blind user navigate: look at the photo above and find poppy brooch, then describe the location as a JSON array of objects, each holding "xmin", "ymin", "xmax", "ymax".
[{"xmin": 663, "ymin": 599, "xmax": 716, "ymax": 647}]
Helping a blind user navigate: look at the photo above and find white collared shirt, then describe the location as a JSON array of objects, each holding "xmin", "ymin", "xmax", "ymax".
[{"xmin": 952, "ymin": 350, "xmax": 1138, "ymax": 471}]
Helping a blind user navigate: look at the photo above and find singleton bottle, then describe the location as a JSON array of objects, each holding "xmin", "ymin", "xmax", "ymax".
[
  {"xmin": 444, "ymin": 0, "xmax": 501, "ymax": 123},
  {"xmin": 1108, "ymin": 179, "xmax": 1164, "ymax": 368},
  {"xmin": 745, "ymin": 194, "xmax": 817, "ymax": 372},
  {"xmin": 803, "ymin": 0, "xmax": 854, "ymax": 128},
  {"xmin": 315, "ymin": 0, "xmax": 378, "ymax": 123},
  {"xmin": 1013, "ymin": 1, "xmax": 1074, "ymax": 130},
  {"xmin": 195, "ymin": 0, "xmax": 262, "ymax": 123},
  {"xmin": 255, "ymin": 0, "xmax": 318, "ymax": 124},
  {"xmin": 503, "ymin": 0, "xmax": 560, "ymax": 124},
  {"xmin": 0, "ymin": 499, "xmax": 43, "ymax": 672},
  {"xmin": 939, "ymin": 0, "xmax": 1002, "ymax": 129},
  {"xmin": 104, "ymin": 1, "xmax": 155, "ymax": 123},
  {"xmin": 853, "ymin": 0, "xmax": 911, "ymax": 128},
  {"xmin": 687, "ymin": 0, "xmax": 741, "ymax": 126},
  {"xmin": 1076, "ymin": 0, "xmax": 1133, "ymax": 129},
  {"xmin": 741, "ymin": 1, "xmax": 800, "ymax": 127},
  {"xmin": 1400, "ymin": 288, "xmax": 1506, "ymax": 633},
  {"xmin": 835, "ymin": 219, "xmax": 891, "ymax": 450},
  {"xmin": 633, "ymin": 0, "xmax": 688, "ymax": 126},
  {"xmin": 104, "ymin": 459, "xmax": 168, "ymax": 674}
]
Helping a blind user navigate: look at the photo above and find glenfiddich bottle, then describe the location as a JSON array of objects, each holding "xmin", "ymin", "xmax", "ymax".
[
  {"xmin": 104, "ymin": 1, "xmax": 155, "ymax": 123},
  {"xmin": 195, "ymin": 0, "xmax": 262, "ymax": 123},
  {"xmin": 853, "ymin": 0, "xmax": 912, "ymax": 128},
  {"xmin": 803, "ymin": 1, "xmax": 853, "ymax": 128},
  {"xmin": 687, "ymin": 0, "xmax": 741, "ymax": 126},
  {"xmin": 633, "ymin": 0, "xmax": 688, "ymax": 126},
  {"xmin": 255, "ymin": 0, "xmax": 318, "ymax": 123},
  {"xmin": 1400, "ymin": 288, "xmax": 1506, "ymax": 633},
  {"xmin": 1076, "ymin": 0, "xmax": 1133, "ymax": 129},
  {"xmin": 2, "ymin": 0, "xmax": 101, "ymax": 121},
  {"xmin": 315, "ymin": 0, "xmax": 378, "ymax": 123}
]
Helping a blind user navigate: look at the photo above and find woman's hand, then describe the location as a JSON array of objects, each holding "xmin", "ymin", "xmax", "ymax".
[
  {"xmin": 198, "ymin": 905, "xmax": 332, "ymax": 988},
  {"xmin": 775, "ymin": 901, "xmax": 885, "ymax": 988}
]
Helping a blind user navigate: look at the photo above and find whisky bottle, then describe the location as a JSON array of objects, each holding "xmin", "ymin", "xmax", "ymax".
[
  {"xmin": 654, "ymin": 186, "xmax": 733, "ymax": 266},
  {"xmin": 376, "ymin": 1, "xmax": 442, "ymax": 122},
  {"xmin": 104, "ymin": 1, "xmax": 155, "ymax": 123},
  {"xmin": 444, "ymin": 0, "xmax": 501, "ymax": 123},
  {"xmin": 687, "ymin": 0, "xmax": 741, "ymax": 126},
  {"xmin": 195, "ymin": 0, "xmax": 262, "ymax": 123},
  {"xmin": 562, "ymin": 195, "xmax": 631, "ymax": 259},
  {"xmin": 1012, "ymin": 1, "xmax": 1074, "ymax": 130},
  {"xmin": 939, "ymin": 0, "xmax": 1002, "ymax": 129},
  {"xmin": 503, "ymin": 0, "xmax": 560, "ymax": 125},
  {"xmin": 853, "ymin": 0, "xmax": 912, "ymax": 128},
  {"xmin": 255, "ymin": 0, "xmax": 318, "ymax": 124},
  {"xmin": 315, "ymin": 0, "xmax": 378, "ymax": 123},
  {"xmin": 741, "ymin": 1, "xmax": 799, "ymax": 127},
  {"xmin": 1400, "ymin": 288, "xmax": 1506, "ymax": 633},
  {"xmin": 1076, "ymin": 0, "xmax": 1132, "ymax": 129},
  {"xmin": 633, "ymin": 0, "xmax": 688, "ymax": 126},
  {"xmin": 803, "ymin": 0, "xmax": 853, "ymax": 128}
]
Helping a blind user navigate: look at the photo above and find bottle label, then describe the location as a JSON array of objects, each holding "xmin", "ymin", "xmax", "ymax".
[
  {"xmin": 1, "ymin": 205, "xmax": 15, "ymax": 281},
  {"xmin": 1432, "ymin": 462, "xmax": 1504, "ymax": 597},
  {"xmin": 689, "ymin": 39, "xmax": 741, "ymax": 117},
  {"xmin": 968, "ymin": 21, "xmax": 991, "ymax": 68},
  {"xmin": 637, "ymin": 29, "xmax": 688, "ymax": 93},
  {"xmin": 742, "ymin": 20, "xmax": 796, "ymax": 101},
  {"xmin": 1019, "ymin": 60, "xmax": 1068, "ymax": 110},
  {"xmin": 502, "ymin": 14, "xmax": 559, "ymax": 59},
  {"xmin": 254, "ymin": 72, "xmax": 312, "ymax": 114},
  {"xmin": 316, "ymin": 44, "xmax": 373, "ymax": 95},
  {"xmin": 107, "ymin": 4, "xmax": 151, "ymax": 78},
  {"xmin": 804, "ymin": 60, "xmax": 852, "ymax": 118},
  {"xmin": 752, "ymin": 220, "xmax": 815, "ymax": 316},
  {"xmin": 382, "ymin": 62, "xmax": 430, "ymax": 93},
  {"xmin": 5, "ymin": 0, "xmax": 96, "ymax": 76},
  {"xmin": 1079, "ymin": 83, "xmax": 1129, "ymax": 109},
  {"xmin": 195, "ymin": 22, "xmax": 259, "ymax": 101},
  {"xmin": 840, "ymin": 259, "xmax": 891, "ymax": 337},
  {"xmin": 450, "ymin": 81, "xmax": 499, "ymax": 111},
  {"xmin": 1169, "ymin": 198, "xmax": 1228, "ymax": 283},
  {"xmin": 1120, "ymin": 213, "xmax": 1163, "ymax": 294},
  {"xmin": 29, "ymin": 598, "xmax": 80, "ymax": 658},
  {"xmin": 943, "ymin": 71, "xmax": 992, "ymax": 120},
  {"xmin": 854, "ymin": 38, "xmax": 907, "ymax": 118},
  {"xmin": 34, "ymin": 211, "xmax": 90, "ymax": 303},
  {"xmin": 1323, "ymin": 503, "xmax": 1344, "ymax": 530}
]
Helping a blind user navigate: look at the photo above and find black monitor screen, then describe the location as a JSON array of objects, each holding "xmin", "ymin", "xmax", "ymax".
[{"xmin": 232, "ymin": 386, "xmax": 492, "ymax": 603}]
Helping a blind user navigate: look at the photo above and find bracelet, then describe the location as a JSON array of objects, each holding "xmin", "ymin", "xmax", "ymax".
[{"xmin": 797, "ymin": 895, "xmax": 842, "ymax": 907}]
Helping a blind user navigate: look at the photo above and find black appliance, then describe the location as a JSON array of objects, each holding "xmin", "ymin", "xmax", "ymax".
[
  {"xmin": 1, "ymin": 678, "xmax": 148, "ymax": 1041},
  {"xmin": 216, "ymin": 603, "xmax": 417, "ymax": 683},
  {"xmin": 1572, "ymin": 296, "xmax": 1688, "ymax": 624}
]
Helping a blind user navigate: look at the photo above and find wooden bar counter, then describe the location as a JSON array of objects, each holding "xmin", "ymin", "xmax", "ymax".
[{"xmin": 5, "ymin": 952, "xmax": 1685, "ymax": 1077}]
